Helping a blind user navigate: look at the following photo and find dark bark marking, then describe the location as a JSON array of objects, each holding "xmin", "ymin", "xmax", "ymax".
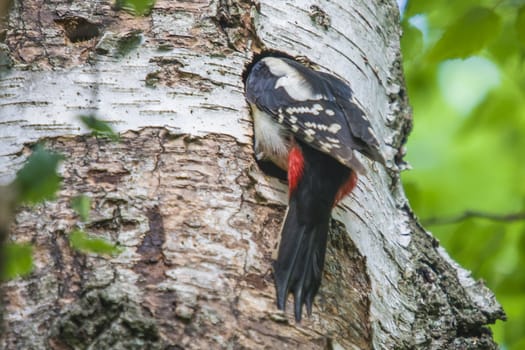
[
  {"xmin": 87, "ymin": 168, "xmax": 130, "ymax": 185},
  {"xmin": 54, "ymin": 16, "xmax": 101, "ymax": 43},
  {"xmin": 134, "ymin": 205, "xmax": 167, "ymax": 284},
  {"xmin": 137, "ymin": 206, "xmax": 165, "ymax": 260}
]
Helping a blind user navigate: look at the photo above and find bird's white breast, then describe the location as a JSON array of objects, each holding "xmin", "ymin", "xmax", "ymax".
[{"xmin": 250, "ymin": 104, "xmax": 290, "ymax": 170}]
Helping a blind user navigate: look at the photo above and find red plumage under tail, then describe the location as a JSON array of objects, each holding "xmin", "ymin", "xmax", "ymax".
[{"xmin": 273, "ymin": 142, "xmax": 353, "ymax": 321}]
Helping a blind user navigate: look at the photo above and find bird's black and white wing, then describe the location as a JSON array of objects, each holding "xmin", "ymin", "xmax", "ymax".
[{"xmin": 245, "ymin": 56, "xmax": 384, "ymax": 174}]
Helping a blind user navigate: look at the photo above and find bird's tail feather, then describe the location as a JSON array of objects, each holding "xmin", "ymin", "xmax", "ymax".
[{"xmin": 273, "ymin": 200, "xmax": 329, "ymax": 322}]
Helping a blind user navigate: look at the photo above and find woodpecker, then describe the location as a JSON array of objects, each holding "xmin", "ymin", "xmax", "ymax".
[{"xmin": 244, "ymin": 55, "xmax": 385, "ymax": 321}]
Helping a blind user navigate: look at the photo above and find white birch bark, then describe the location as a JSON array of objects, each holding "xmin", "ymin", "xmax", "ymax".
[{"xmin": 0, "ymin": 0, "xmax": 504, "ymax": 349}]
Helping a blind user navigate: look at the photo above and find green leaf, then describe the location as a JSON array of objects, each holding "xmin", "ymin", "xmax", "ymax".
[
  {"xmin": 115, "ymin": 0, "xmax": 155, "ymax": 16},
  {"xmin": 79, "ymin": 115, "xmax": 120, "ymax": 141},
  {"xmin": 2, "ymin": 243, "xmax": 33, "ymax": 280},
  {"xmin": 488, "ymin": 21, "xmax": 520, "ymax": 65},
  {"xmin": 69, "ymin": 230, "xmax": 122, "ymax": 256},
  {"xmin": 14, "ymin": 145, "xmax": 64, "ymax": 204},
  {"xmin": 516, "ymin": 6, "xmax": 525, "ymax": 47},
  {"xmin": 71, "ymin": 195, "xmax": 91, "ymax": 222},
  {"xmin": 427, "ymin": 7, "xmax": 501, "ymax": 62},
  {"xmin": 401, "ymin": 22, "xmax": 424, "ymax": 61}
]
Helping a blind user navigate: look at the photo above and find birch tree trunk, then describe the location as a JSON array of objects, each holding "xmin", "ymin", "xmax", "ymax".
[{"xmin": 0, "ymin": 0, "xmax": 505, "ymax": 349}]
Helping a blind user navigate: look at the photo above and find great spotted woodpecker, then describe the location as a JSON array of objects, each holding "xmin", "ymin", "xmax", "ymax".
[{"xmin": 244, "ymin": 55, "xmax": 385, "ymax": 321}]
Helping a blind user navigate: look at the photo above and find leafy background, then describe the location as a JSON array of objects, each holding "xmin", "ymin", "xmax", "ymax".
[{"xmin": 399, "ymin": 0, "xmax": 525, "ymax": 348}]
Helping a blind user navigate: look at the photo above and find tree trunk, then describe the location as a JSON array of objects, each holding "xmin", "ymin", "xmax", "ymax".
[{"xmin": 0, "ymin": 0, "xmax": 505, "ymax": 349}]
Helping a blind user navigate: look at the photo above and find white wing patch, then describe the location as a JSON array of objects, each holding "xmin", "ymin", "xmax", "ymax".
[
  {"xmin": 328, "ymin": 123, "xmax": 341, "ymax": 134},
  {"xmin": 304, "ymin": 129, "xmax": 316, "ymax": 137},
  {"xmin": 285, "ymin": 104, "xmax": 323, "ymax": 115},
  {"xmin": 262, "ymin": 57, "xmax": 326, "ymax": 101},
  {"xmin": 302, "ymin": 121, "xmax": 342, "ymax": 134}
]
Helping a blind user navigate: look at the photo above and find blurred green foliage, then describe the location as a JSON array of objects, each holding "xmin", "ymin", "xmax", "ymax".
[
  {"xmin": 70, "ymin": 193, "xmax": 122, "ymax": 256},
  {"xmin": 2, "ymin": 243, "xmax": 33, "ymax": 280},
  {"xmin": 2, "ymin": 116, "xmax": 123, "ymax": 281},
  {"xmin": 401, "ymin": 0, "xmax": 525, "ymax": 348},
  {"xmin": 14, "ymin": 145, "xmax": 64, "ymax": 205},
  {"xmin": 79, "ymin": 115, "xmax": 120, "ymax": 141},
  {"xmin": 69, "ymin": 230, "xmax": 122, "ymax": 256},
  {"xmin": 1, "ymin": 145, "xmax": 63, "ymax": 280},
  {"xmin": 71, "ymin": 194, "xmax": 91, "ymax": 222},
  {"xmin": 114, "ymin": 0, "xmax": 155, "ymax": 16}
]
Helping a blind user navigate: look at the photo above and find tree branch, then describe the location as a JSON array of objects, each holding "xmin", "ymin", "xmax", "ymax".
[{"xmin": 424, "ymin": 210, "xmax": 525, "ymax": 226}]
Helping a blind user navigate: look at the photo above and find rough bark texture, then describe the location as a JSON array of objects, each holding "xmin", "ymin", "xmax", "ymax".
[{"xmin": 0, "ymin": 0, "xmax": 504, "ymax": 349}]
